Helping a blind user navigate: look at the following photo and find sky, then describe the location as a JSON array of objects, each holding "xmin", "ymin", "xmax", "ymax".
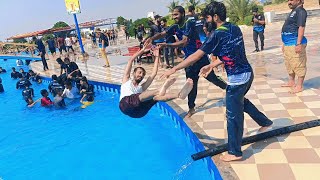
[{"xmin": 0, "ymin": 0, "xmax": 177, "ymax": 41}]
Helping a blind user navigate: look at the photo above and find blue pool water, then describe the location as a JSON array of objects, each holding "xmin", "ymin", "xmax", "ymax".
[{"xmin": 0, "ymin": 58, "xmax": 219, "ymax": 179}]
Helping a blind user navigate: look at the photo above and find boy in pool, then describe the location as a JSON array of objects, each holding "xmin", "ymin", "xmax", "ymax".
[
  {"xmin": 22, "ymin": 83, "xmax": 34, "ymax": 102},
  {"xmin": 28, "ymin": 70, "xmax": 42, "ymax": 83},
  {"xmin": 79, "ymin": 76, "xmax": 94, "ymax": 108},
  {"xmin": 11, "ymin": 67, "xmax": 20, "ymax": 79},
  {"xmin": 0, "ymin": 67, "xmax": 6, "ymax": 73},
  {"xmin": 16, "ymin": 73, "xmax": 32, "ymax": 89},
  {"xmin": 119, "ymin": 46, "xmax": 193, "ymax": 118},
  {"xmin": 0, "ymin": 78, "xmax": 4, "ymax": 93},
  {"xmin": 54, "ymin": 89, "xmax": 66, "ymax": 108},
  {"xmin": 40, "ymin": 89, "xmax": 53, "ymax": 107}
]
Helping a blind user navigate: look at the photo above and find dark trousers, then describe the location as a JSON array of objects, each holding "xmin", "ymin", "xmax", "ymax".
[
  {"xmin": 41, "ymin": 52, "xmax": 48, "ymax": 70},
  {"xmin": 67, "ymin": 46, "xmax": 75, "ymax": 53},
  {"xmin": 226, "ymin": 73, "xmax": 273, "ymax": 157},
  {"xmin": 164, "ymin": 47, "xmax": 174, "ymax": 66},
  {"xmin": 185, "ymin": 57, "xmax": 227, "ymax": 109},
  {"xmin": 253, "ymin": 31, "xmax": 264, "ymax": 49}
]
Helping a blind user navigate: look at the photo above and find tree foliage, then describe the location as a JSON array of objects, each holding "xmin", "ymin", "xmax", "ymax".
[
  {"xmin": 183, "ymin": 0, "xmax": 202, "ymax": 13},
  {"xmin": 52, "ymin": 21, "xmax": 70, "ymax": 38},
  {"xmin": 52, "ymin": 21, "xmax": 70, "ymax": 29},
  {"xmin": 116, "ymin": 16, "xmax": 127, "ymax": 28},
  {"xmin": 167, "ymin": 1, "xmax": 180, "ymax": 12},
  {"xmin": 226, "ymin": 0, "xmax": 263, "ymax": 25}
]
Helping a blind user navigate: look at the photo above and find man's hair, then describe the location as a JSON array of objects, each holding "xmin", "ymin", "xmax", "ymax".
[
  {"xmin": 202, "ymin": 1, "xmax": 227, "ymax": 21},
  {"xmin": 174, "ymin": 6, "xmax": 185, "ymax": 17},
  {"xmin": 40, "ymin": 89, "xmax": 48, "ymax": 96},
  {"xmin": 65, "ymin": 80, "xmax": 72, "ymax": 86},
  {"xmin": 80, "ymin": 76, "xmax": 88, "ymax": 83},
  {"xmin": 52, "ymin": 74, "xmax": 58, "ymax": 80},
  {"xmin": 133, "ymin": 67, "xmax": 146, "ymax": 76},
  {"xmin": 188, "ymin": 5, "xmax": 195, "ymax": 13},
  {"xmin": 161, "ymin": 18, "xmax": 167, "ymax": 23}
]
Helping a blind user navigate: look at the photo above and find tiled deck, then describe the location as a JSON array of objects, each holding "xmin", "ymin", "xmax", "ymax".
[{"xmin": 29, "ymin": 18, "xmax": 320, "ymax": 180}]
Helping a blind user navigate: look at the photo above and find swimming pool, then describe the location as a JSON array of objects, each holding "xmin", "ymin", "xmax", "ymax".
[{"xmin": 0, "ymin": 57, "xmax": 221, "ymax": 179}]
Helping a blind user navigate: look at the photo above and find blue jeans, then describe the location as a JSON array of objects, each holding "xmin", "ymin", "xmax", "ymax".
[
  {"xmin": 226, "ymin": 73, "xmax": 273, "ymax": 157},
  {"xmin": 185, "ymin": 56, "xmax": 227, "ymax": 109}
]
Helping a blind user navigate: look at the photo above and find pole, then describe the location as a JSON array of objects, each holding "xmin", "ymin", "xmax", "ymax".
[
  {"xmin": 73, "ymin": 13, "xmax": 85, "ymax": 54},
  {"xmin": 191, "ymin": 119, "xmax": 320, "ymax": 161}
]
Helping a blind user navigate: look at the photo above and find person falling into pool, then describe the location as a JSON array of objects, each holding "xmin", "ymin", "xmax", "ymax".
[
  {"xmin": 0, "ymin": 78, "xmax": 4, "ymax": 93},
  {"xmin": 11, "ymin": 67, "xmax": 20, "ymax": 79},
  {"xmin": 79, "ymin": 76, "xmax": 95, "ymax": 108},
  {"xmin": 119, "ymin": 45, "xmax": 194, "ymax": 118},
  {"xmin": 16, "ymin": 73, "xmax": 32, "ymax": 90},
  {"xmin": 40, "ymin": 89, "xmax": 53, "ymax": 107}
]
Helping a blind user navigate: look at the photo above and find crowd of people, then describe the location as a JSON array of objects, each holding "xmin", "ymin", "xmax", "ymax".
[
  {"xmin": 0, "ymin": 0, "xmax": 309, "ymax": 162},
  {"xmin": 118, "ymin": 0, "xmax": 308, "ymax": 161},
  {"xmin": 0, "ymin": 56, "xmax": 95, "ymax": 109}
]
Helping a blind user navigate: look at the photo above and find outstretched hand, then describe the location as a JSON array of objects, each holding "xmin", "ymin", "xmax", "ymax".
[
  {"xmin": 199, "ymin": 64, "xmax": 213, "ymax": 78},
  {"xmin": 159, "ymin": 68, "xmax": 176, "ymax": 80},
  {"xmin": 144, "ymin": 38, "xmax": 152, "ymax": 47},
  {"xmin": 157, "ymin": 43, "xmax": 167, "ymax": 49}
]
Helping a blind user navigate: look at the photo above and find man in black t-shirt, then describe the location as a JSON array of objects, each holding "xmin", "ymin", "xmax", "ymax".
[
  {"xmin": 252, "ymin": 8, "xmax": 266, "ymax": 52},
  {"xmin": 281, "ymin": 0, "xmax": 308, "ymax": 93}
]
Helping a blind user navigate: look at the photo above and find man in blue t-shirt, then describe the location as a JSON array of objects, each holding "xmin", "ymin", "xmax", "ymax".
[
  {"xmin": 252, "ymin": 7, "xmax": 265, "ymax": 52},
  {"xmin": 281, "ymin": 0, "xmax": 307, "ymax": 93},
  {"xmin": 160, "ymin": 1, "xmax": 273, "ymax": 162},
  {"xmin": 46, "ymin": 37, "xmax": 56, "ymax": 57},
  {"xmin": 144, "ymin": 6, "xmax": 227, "ymax": 117},
  {"xmin": 33, "ymin": 36, "xmax": 49, "ymax": 71}
]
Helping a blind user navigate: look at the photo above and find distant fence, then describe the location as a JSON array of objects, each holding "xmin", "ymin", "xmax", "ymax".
[{"xmin": 265, "ymin": 8, "xmax": 320, "ymax": 23}]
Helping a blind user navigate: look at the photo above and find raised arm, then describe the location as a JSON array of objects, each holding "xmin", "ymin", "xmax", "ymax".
[
  {"xmin": 122, "ymin": 47, "xmax": 150, "ymax": 84},
  {"xmin": 160, "ymin": 35, "xmax": 188, "ymax": 48},
  {"xmin": 141, "ymin": 48, "xmax": 160, "ymax": 91},
  {"xmin": 144, "ymin": 31, "xmax": 167, "ymax": 46}
]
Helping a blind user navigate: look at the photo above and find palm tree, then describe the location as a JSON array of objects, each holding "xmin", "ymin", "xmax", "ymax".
[
  {"xmin": 225, "ymin": 0, "xmax": 251, "ymax": 23},
  {"xmin": 167, "ymin": 1, "xmax": 180, "ymax": 12},
  {"xmin": 183, "ymin": 0, "xmax": 201, "ymax": 12}
]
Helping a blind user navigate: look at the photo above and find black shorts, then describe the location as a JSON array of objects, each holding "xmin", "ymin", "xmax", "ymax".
[
  {"xmin": 49, "ymin": 48, "xmax": 56, "ymax": 54},
  {"xmin": 119, "ymin": 93, "xmax": 157, "ymax": 118}
]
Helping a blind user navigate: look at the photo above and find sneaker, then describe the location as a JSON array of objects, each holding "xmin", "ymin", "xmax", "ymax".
[{"xmin": 261, "ymin": 47, "xmax": 264, "ymax": 51}]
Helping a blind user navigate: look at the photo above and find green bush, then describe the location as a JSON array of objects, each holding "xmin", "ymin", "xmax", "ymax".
[{"xmin": 243, "ymin": 15, "xmax": 253, "ymax": 26}]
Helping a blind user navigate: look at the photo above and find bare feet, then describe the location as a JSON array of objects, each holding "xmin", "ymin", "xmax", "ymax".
[
  {"xmin": 178, "ymin": 78, "xmax": 194, "ymax": 99},
  {"xmin": 289, "ymin": 86, "xmax": 303, "ymax": 94},
  {"xmin": 281, "ymin": 82, "xmax": 295, "ymax": 87},
  {"xmin": 186, "ymin": 108, "xmax": 196, "ymax": 118},
  {"xmin": 220, "ymin": 153, "xmax": 242, "ymax": 162},
  {"xmin": 159, "ymin": 78, "xmax": 176, "ymax": 96}
]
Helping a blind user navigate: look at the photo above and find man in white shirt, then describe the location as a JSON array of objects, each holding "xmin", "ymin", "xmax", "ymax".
[
  {"xmin": 119, "ymin": 46, "xmax": 193, "ymax": 118},
  {"xmin": 65, "ymin": 36, "xmax": 75, "ymax": 54},
  {"xmin": 62, "ymin": 80, "xmax": 80, "ymax": 99}
]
